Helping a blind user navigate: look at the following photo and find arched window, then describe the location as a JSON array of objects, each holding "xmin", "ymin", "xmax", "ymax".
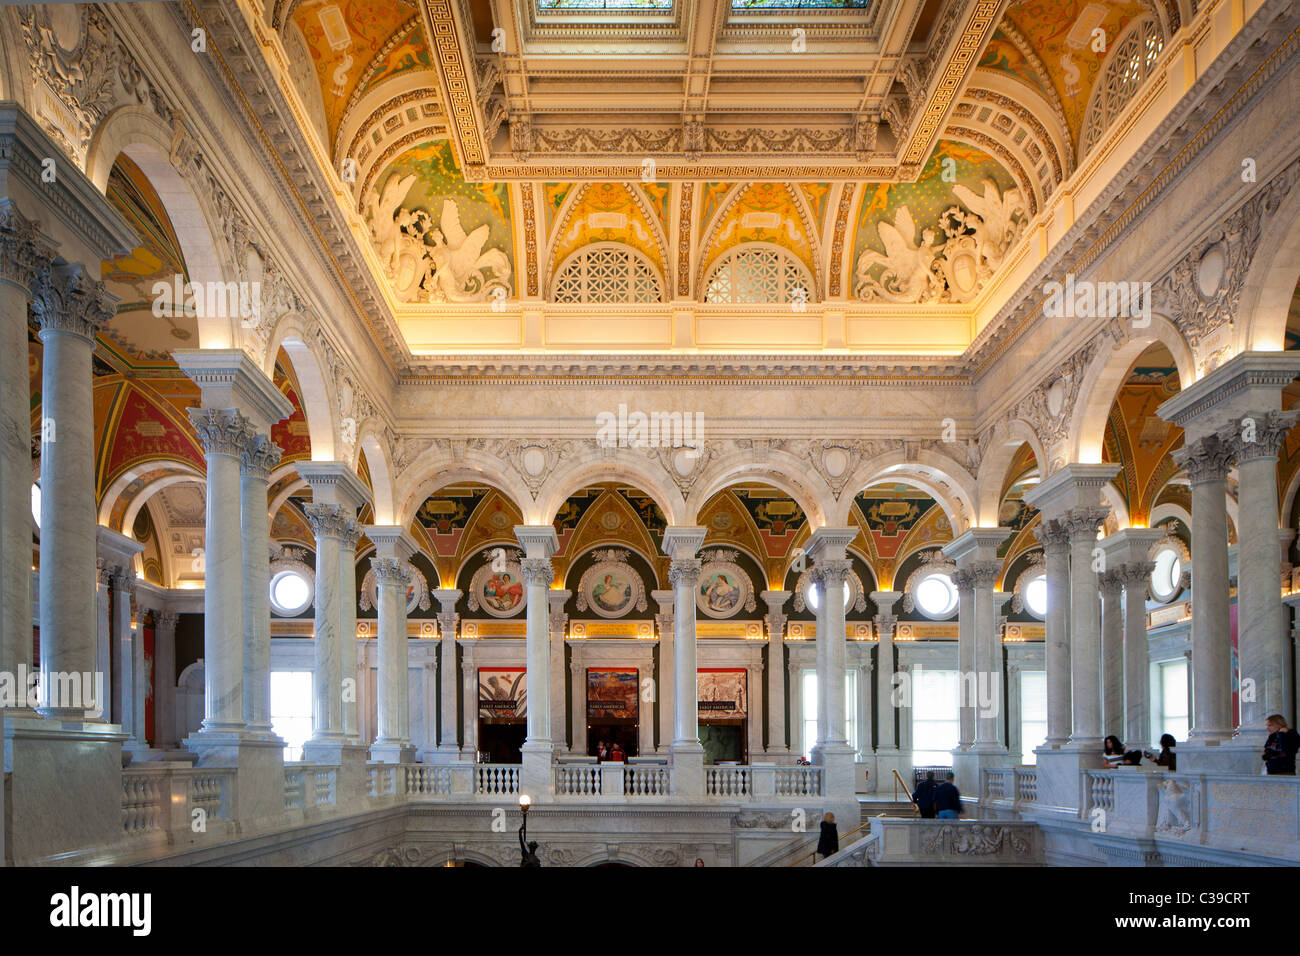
[
  {"xmin": 702, "ymin": 243, "xmax": 814, "ymax": 305},
  {"xmin": 1080, "ymin": 16, "xmax": 1166, "ymax": 161},
  {"xmin": 552, "ymin": 243, "xmax": 664, "ymax": 304}
]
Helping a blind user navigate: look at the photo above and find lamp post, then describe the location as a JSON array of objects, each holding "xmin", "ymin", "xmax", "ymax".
[{"xmin": 518, "ymin": 793, "xmax": 540, "ymax": 866}]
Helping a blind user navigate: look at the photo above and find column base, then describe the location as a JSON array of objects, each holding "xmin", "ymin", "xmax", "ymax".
[
  {"xmin": 1177, "ymin": 737, "xmax": 1265, "ymax": 774},
  {"xmin": 370, "ymin": 740, "xmax": 417, "ymax": 764},
  {"xmin": 671, "ymin": 741, "xmax": 705, "ymax": 797},
  {"xmin": 520, "ymin": 741, "xmax": 555, "ymax": 801},
  {"xmin": 183, "ymin": 730, "xmax": 288, "ymax": 824},
  {"xmin": 871, "ymin": 747, "xmax": 912, "ymax": 796},
  {"xmin": 1031, "ymin": 745, "xmax": 1106, "ymax": 813},
  {"xmin": 811, "ymin": 742, "xmax": 858, "ymax": 799},
  {"xmin": 4, "ymin": 716, "xmax": 127, "ymax": 864}
]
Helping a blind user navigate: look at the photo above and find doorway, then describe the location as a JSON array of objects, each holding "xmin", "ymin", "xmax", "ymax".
[{"xmin": 478, "ymin": 720, "xmax": 525, "ymax": 763}]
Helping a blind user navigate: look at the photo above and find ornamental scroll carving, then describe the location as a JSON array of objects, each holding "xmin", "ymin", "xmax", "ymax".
[{"xmin": 920, "ymin": 824, "xmax": 1031, "ymax": 856}]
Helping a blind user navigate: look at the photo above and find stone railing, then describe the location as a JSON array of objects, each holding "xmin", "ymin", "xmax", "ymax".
[
  {"xmin": 475, "ymin": 764, "xmax": 520, "ymax": 796},
  {"xmin": 1074, "ymin": 768, "xmax": 1300, "ymax": 862},
  {"xmin": 368, "ymin": 764, "xmax": 400, "ymax": 799},
  {"xmin": 405, "ymin": 765, "xmax": 452, "ymax": 796},
  {"xmin": 706, "ymin": 766, "xmax": 751, "ymax": 798},
  {"xmin": 283, "ymin": 764, "xmax": 339, "ymax": 813},
  {"xmin": 625, "ymin": 764, "xmax": 671, "ymax": 797},
  {"xmin": 817, "ymin": 832, "xmax": 879, "ymax": 867},
  {"xmin": 824, "ymin": 818, "xmax": 1043, "ymax": 865},
  {"xmin": 981, "ymin": 766, "xmax": 1038, "ymax": 809},
  {"xmin": 775, "ymin": 767, "xmax": 823, "ymax": 797},
  {"xmin": 556, "ymin": 764, "xmax": 602, "ymax": 796},
  {"xmin": 120, "ymin": 764, "xmax": 233, "ymax": 843}
]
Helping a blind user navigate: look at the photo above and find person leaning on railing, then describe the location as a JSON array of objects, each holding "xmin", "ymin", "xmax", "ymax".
[{"xmin": 1263, "ymin": 715, "xmax": 1300, "ymax": 775}]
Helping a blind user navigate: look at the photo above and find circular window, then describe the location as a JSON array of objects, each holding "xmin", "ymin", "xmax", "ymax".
[
  {"xmin": 31, "ymin": 483, "xmax": 40, "ymax": 529},
  {"xmin": 807, "ymin": 580, "xmax": 852, "ymax": 612},
  {"xmin": 1024, "ymin": 574, "xmax": 1047, "ymax": 618},
  {"xmin": 270, "ymin": 569, "xmax": 313, "ymax": 616},
  {"xmin": 1150, "ymin": 547, "xmax": 1182, "ymax": 602},
  {"xmin": 914, "ymin": 572, "xmax": 958, "ymax": 618}
]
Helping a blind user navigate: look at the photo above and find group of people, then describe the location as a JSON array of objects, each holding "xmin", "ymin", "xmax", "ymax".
[
  {"xmin": 1098, "ymin": 718, "xmax": 1300, "ymax": 775},
  {"xmin": 910, "ymin": 772, "xmax": 964, "ymax": 819},
  {"xmin": 595, "ymin": 740, "xmax": 627, "ymax": 762},
  {"xmin": 1103, "ymin": 734, "xmax": 1178, "ymax": 770}
]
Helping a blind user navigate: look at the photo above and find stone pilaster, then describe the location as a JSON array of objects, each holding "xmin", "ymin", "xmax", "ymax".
[
  {"xmin": 760, "ymin": 590, "xmax": 791, "ymax": 756},
  {"xmin": 153, "ymin": 611, "xmax": 179, "ymax": 750},
  {"xmin": 516, "ymin": 524, "xmax": 559, "ymax": 800},
  {"xmin": 804, "ymin": 527, "xmax": 858, "ymax": 811},
  {"xmin": 1117, "ymin": 562, "xmax": 1154, "ymax": 749},
  {"xmin": 663, "ymin": 526, "xmax": 707, "ymax": 796},
  {"xmin": 1035, "ymin": 519, "xmax": 1072, "ymax": 748},
  {"xmin": 301, "ymin": 504, "xmax": 351, "ymax": 760},
  {"xmin": 1064, "ymin": 505, "xmax": 1109, "ymax": 749},
  {"xmin": 651, "ymin": 588, "xmax": 674, "ymax": 753},
  {"xmin": 952, "ymin": 568, "xmax": 975, "ymax": 752},
  {"xmin": 432, "ymin": 588, "xmax": 464, "ymax": 760},
  {"xmin": 1099, "ymin": 568, "xmax": 1124, "ymax": 740},
  {"xmin": 548, "ymin": 589, "xmax": 570, "ymax": 752},
  {"xmin": 370, "ymin": 556, "xmax": 415, "ymax": 763},
  {"xmin": 339, "ymin": 521, "xmax": 362, "ymax": 744},
  {"xmin": 240, "ymin": 433, "xmax": 282, "ymax": 738}
]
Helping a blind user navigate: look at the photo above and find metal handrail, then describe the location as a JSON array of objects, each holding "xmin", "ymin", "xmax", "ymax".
[
  {"xmin": 790, "ymin": 818, "xmax": 870, "ymax": 867},
  {"xmin": 893, "ymin": 769, "xmax": 922, "ymax": 815}
]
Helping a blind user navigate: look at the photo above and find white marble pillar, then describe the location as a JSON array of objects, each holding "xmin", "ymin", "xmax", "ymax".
[
  {"xmin": 0, "ymin": 212, "xmax": 50, "ymax": 718},
  {"xmin": 516, "ymin": 524, "xmax": 558, "ymax": 799},
  {"xmin": 652, "ymin": 589, "xmax": 674, "ymax": 753},
  {"xmin": 1064, "ymin": 506, "xmax": 1109, "ymax": 748},
  {"xmin": 302, "ymin": 504, "xmax": 349, "ymax": 756},
  {"xmin": 760, "ymin": 590, "xmax": 790, "ymax": 756},
  {"xmin": 461, "ymin": 658, "xmax": 478, "ymax": 756},
  {"xmin": 240, "ymin": 433, "xmax": 281, "ymax": 737},
  {"xmin": 1036, "ymin": 519, "xmax": 1072, "ymax": 747},
  {"xmin": 433, "ymin": 588, "xmax": 462, "ymax": 758},
  {"xmin": 548, "ymin": 590, "xmax": 570, "ymax": 751},
  {"xmin": 1173, "ymin": 434, "xmax": 1235, "ymax": 745},
  {"xmin": 154, "ymin": 611, "xmax": 179, "ymax": 750},
  {"xmin": 95, "ymin": 565, "xmax": 112, "ymax": 716},
  {"xmin": 187, "ymin": 408, "xmax": 251, "ymax": 735},
  {"xmin": 1231, "ymin": 411, "xmax": 1297, "ymax": 740},
  {"xmin": 570, "ymin": 658, "xmax": 587, "ymax": 755},
  {"xmin": 872, "ymin": 596, "xmax": 900, "ymax": 754},
  {"xmin": 787, "ymin": 658, "xmax": 804, "ymax": 756},
  {"xmin": 969, "ymin": 561, "xmax": 1006, "ymax": 751},
  {"xmin": 1099, "ymin": 569, "xmax": 1124, "ymax": 739},
  {"xmin": 663, "ymin": 526, "xmax": 706, "ymax": 795},
  {"xmin": 110, "ymin": 568, "xmax": 139, "ymax": 745},
  {"xmin": 953, "ymin": 568, "xmax": 975, "ymax": 752},
  {"xmin": 31, "ymin": 265, "xmax": 116, "ymax": 718},
  {"xmin": 805, "ymin": 527, "xmax": 858, "ymax": 807},
  {"xmin": 1119, "ymin": 562, "xmax": 1154, "ymax": 749},
  {"xmin": 370, "ymin": 557, "xmax": 414, "ymax": 763},
  {"xmin": 340, "ymin": 524, "xmax": 362, "ymax": 743}
]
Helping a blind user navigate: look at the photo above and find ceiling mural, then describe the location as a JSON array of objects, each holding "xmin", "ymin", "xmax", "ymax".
[
  {"xmin": 999, "ymin": 0, "xmax": 1149, "ymax": 147},
  {"xmin": 549, "ymin": 183, "xmax": 668, "ymax": 279},
  {"xmin": 543, "ymin": 183, "xmax": 574, "ymax": 238},
  {"xmin": 852, "ymin": 140, "xmax": 1026, "ymax": 304},
  {"xmin": 271, "ymin": 352, "xmax": 313, "ymax": 465},
  {"xmin": 702, "ymin": 183, "xmax": 817, "ymax": 286},
  {"xmin": 367, "ymin": 138, "xmax": 515, "ymax": 304},
  {"xmin": 94, "ymin": 384, "xmax": 206, "ymax": 501},
  {"xmin": 998, "ymin": 444, "xmax": 1041, "ymax": 560},
  {"xmin": 353, "ymin": 16, "xmax": 430, "ymax": 100},
  {"xmin": 550, "ymin": 485, "xmax": 662, "ymax": 580},
  {"xmin": 1102, "ymin": 352, "xmax": 1183, "ymax": 526},
  {"xmin": 977, "ymin": 27, "xmax": 1056, "ymax": 104},
  {"xmin": 796, "ymin": 183, "xmax": 833, "ymax": 236},
  {"xmin": 291, "ymin": 0, "xmax": 419, "ymax": 143}
]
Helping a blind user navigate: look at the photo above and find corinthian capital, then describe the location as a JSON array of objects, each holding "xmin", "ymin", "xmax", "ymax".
[
  {"xmin": 811, "ymin": 558, "xmax": 852, "ymax": 588},
  {"xmin": 1063, "ymin": 506, "xmax": 1109, "ymax": 542},
  {"xmin": 371, "ymin": 556, "xmax": 412, "ymax": 587},
  {"xmin": 0, "ymin": 207, "xmax": 54, "ymax": 291},
  {"xmin": 1116, "ymin": 562, "xmax": 1154, "ymax": 590},
  {"xmin": 1171, "ymin": 433, "xmax": 1233, "ymax": 484},
  {"xmin": 1034, "ymin": 518, "xmax": 1071, "ymax": 554},
  {"xmin": 520, "ymin": 557, "xmax": 553, "ymax": 587},
  {"xmin": 240, "ymin": 432, "xmax": 283, "ymax": 480},
  {"xmin": 31, "ymin": 264, "xmax": 116, "ymax": 341},
  {"xmin": 188, "ymin": 407, "xmax": 253, "ymax": 458},
  {"xmin": 304, "ymin": 503, "xmax": 354, "ymax": 540},
  {"xmin": 1229, "ymin": 411, "xmax": 1300, "ymax": 463},
  {"xmin": 967, "ymin": 560, "xmax": 1001, "ymax": 590},
  {"xmin": 668, "ymin": 558, "xmax": 701, "ymax": 589}
]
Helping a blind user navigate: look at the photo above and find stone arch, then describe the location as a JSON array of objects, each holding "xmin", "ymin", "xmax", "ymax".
[
  {"xmin": 1149, "ymin": 499, "xmax": 1191, "ymax": 532},
  {"xmin": 833, "ymin": 450, "xmax": 977, "ymax": 533},
  {"xmin": 265, "ymin": 315, "xmax": 338, "ymax": 461},
  {"xmin": 120, "ymin": 474, "xmax": 206, "ymax": 541},
  {"xmin": 1238, "ymin": 168, "xmax": 1300, "ymax": 353},
  {"xmin": 1102, "ymin": 481, "xmax": 1131, "ymax": 530},
  {"xmin": 537, "ymin": 452, "xmax": 686, "ymax": 527},
  {"xmin": 268, "ymin": 465, "xmax": 309, "ymax": 524},
  {"xmin": 357, "ymin": 425, "xmax": 397, "ymax": 524},
  {"xmin": 0, "ymin": 9, "xmax": 29, "ymax": 109},
  {"xmin": 688, "ymin": 450, "xmax": 832, "ymax": 531},
  {"xmin": 396, "ymin": 452, "xmax": 532, "ymax": 528},
  {"xmin": 1066, "ymin": 316, "xmax": 1194, "ymax": 464},
  {"xmin": 85, "ymin": 106, "xmax": 237, "ymax": 349},
  {"xmin": 96, "ymin": 461, "xmax": 204, "ymax": 529},
  {"xmin": 975, "ymin": 419, "xmax": 1046, "ymax": 527}
]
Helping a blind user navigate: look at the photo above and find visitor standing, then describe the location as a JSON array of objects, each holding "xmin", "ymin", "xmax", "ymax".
[
  {"xmin": 1262, "ymin": 715, "xmax": 1300, "ymax": 775},
  {"xmin": 912, "ymin": 771, "xmax": 939, "ymax": 818},
  {"xmin": 934, "ymin": 772, "xmax": 963, "ymax": 820},
  {"xmin": 817, "ymin": 811, "xmax": 839, "ymax": 859}
]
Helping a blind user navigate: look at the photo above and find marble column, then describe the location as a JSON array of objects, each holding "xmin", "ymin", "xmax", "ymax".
[
  {"xmin": 31, "ymin": 265, "xmax": 115, "ymax": 718},
  {"xmin": 651, "ymin": 589, "xmax": 674, "ymax": 754},
  {"xmin": 110, "ymin": 568, "xmax": 140, "ymax": 748},
  {"xmin": 548, "ymin": 590, "xmax": 570, "ymax": 752},
  {"xmin": 340, "ymin": 523, "xmax": 362, "ymax": 744},
  {"xmin": 187, "ymin": 408, "xmax": 251, "ymax": 735},
  {"xmin": 1099, "ymin": 569, "xmax": 1124, "ymax": 739},
  {"xmin": 872, "ymin": 594, "xmax": 901, "ymax": 754},
  {"xmin": 516, "ymin": 524, "xmax": 558, "ymax": 799},
  {"xmin": 1230, "ymin": 411, "xmax": 1298, "ymax": 741},
  {"xmin": 953, "ymin": 568, "xmax": 975, "ymax": 752},
  {"xmin": 969, "ymin": 560, "xmax": 1006, "ymax": 752},
  {"xmin": 663, "ymin": 526, "xmax": 706, "ymax": 795},
  {"xmin": 154, "ymin": 611, "xmax": 179, "ymax": 750},
  {"xmin": 569, "ymin": 658, "xmax": 587, "ymax": 755},
  {"xmin": 1119, "ymin": 562, "xmax": 1154, "ymax": 749},
  {"xmin": 460, "ymin": 657, "xmax": 479, "ymax": 756},
  {"xmin": 302, "ymin": 504, "xmax": 350, "ymax": 757},
  {"xmin": 94, "ymin": 565, "xmax": 112, "ymax": 716},
  {"xmin": 240, "ymin": 433, "xmax": 281, "ymax": 737},
  {"xmin": 432, "ymin": 588, "xmax": 463, "ymax": 759},
  {"xmin": 0, "ymin": 211, "xmax": 51, "ymax": 719},
  {"xmin": 1036, "ymin": 519, "xmax": 1072, "ymax": 748},
  {"xmin": 1064, "ymin": 506, "xmax": 1109, "ymax": 748},
  {"xmin": 805, "ymin": 527, "xmax": 858, "ymax": 806},
  {"xmin": 367, "ymin": 526, "xmax": 418, "ymax": 763},
  {"xmin": 760, "ymin": 590, "xmax": 790, "ymax": 756},
  {"xmin": 1173, "ymin": 434, "xmax": 1235, "ymax": 746}
]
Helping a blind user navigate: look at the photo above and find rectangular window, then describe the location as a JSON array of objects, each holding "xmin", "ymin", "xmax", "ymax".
[
  {"xmin": 271, "ymin": 670, "xmax": 314, "ymax": 762},
  {"xmin": 911, "ymin": 669, "xmax": 959, "ymax": 767},
  {"xmin": 800, "ymin": 669, "xmax": 858, "ymax": 760},
  {"xmin": 1159, "ymin": 659, "xmax": 1189, "ymax": 744},
  {"xmin": 1019, "ymin": 670, "xmax": 1047, "ymax": 765}
]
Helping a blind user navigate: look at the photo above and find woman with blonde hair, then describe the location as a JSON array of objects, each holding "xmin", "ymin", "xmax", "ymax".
[{"xmin": 1262, "ymin": 715, "xmax": 1300, "ymax": 775}]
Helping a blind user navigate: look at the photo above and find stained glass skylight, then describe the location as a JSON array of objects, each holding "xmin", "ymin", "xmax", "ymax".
[{"xmin": 536, "ymin": 0, "xmax": 673, "ymax": 11}]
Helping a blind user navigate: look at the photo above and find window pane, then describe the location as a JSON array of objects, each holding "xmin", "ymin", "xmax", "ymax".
[
  {"xmin": 1020, "ymin": 670, "xmax": 1047, "ymax": 764},
  {"xmin": 1160, "ymin": 660, "xmax": 1189, "ymax": 743},
  {"xmin": 911, "ymin": 669, "xmax": 958, "ymax": 765},
  {"xmin": 271, "ymin": 670, "xmax": 314, "ymax": 761}
]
